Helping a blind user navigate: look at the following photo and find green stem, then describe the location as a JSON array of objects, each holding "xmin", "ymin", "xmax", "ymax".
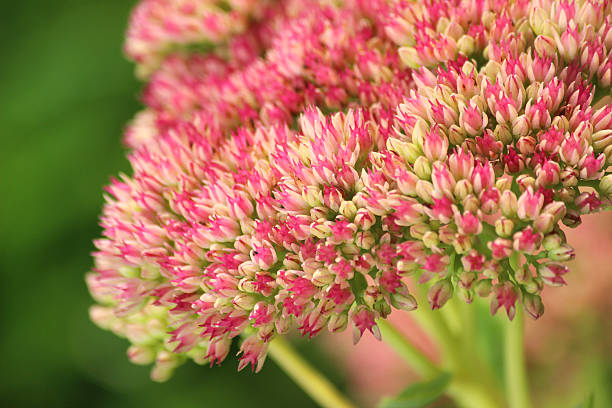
[
  {"xmin": 380, "ymin": 318, "xmax": 504, "ymax": 408},
  {"xmin": 504, "ymin": 307, "xmax": 532, "ymax": 408},
  {"xmin": 439, "ymin": 295, "xmax": 463, "ymax": 336},
  {"xmin": 377, "ymin": 319, "xmax": 440, "ymax": 377},
  {"xmin": 447, "ymin": 378, "xmax": 503, "ymax": 408},
  {"xmin": 412, "ymin": 283, "xmax": 458, "ymax": 361},
  {"xmin": 267, "ymin": 337, "xmax": 356, "ymax": 408}
]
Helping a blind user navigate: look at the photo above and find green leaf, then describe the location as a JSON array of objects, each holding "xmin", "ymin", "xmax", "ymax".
[
  {"xmin": 575, "ymin": 394, "xmax": 595, "ymax": 408},
  {"xmin": 378, "ymin": 373, "xmax": 452, "ymax": 408}
]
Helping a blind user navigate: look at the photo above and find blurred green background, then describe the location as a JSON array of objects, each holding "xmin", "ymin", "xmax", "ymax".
[
  {"xmin": 1, "ymin": 1, "xmax": 612, "ymax": 408},
  {"xmin": 0, "ymin": 1, "xmax": 339, "ymax": 407}
]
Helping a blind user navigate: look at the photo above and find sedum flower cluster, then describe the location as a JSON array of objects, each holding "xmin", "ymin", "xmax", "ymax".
[
  {"xmin": 124, "ymin": 0, "xmax": 275, "ymax": 77},
  {"xmin": 88, "ymin": 0, "xmax": 612, "ymax": 380}
]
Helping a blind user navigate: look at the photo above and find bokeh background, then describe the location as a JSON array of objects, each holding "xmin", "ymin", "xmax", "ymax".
[{"xmin": 0, "ymin": 1, "xmax": 611, "ymax": 408}]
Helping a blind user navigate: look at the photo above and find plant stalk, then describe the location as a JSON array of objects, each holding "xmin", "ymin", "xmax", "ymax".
[
  {"xmin": 377, "ymin": 318, "xmax": 440, "ymax": 377},
  {"xmin": 267, "ymin": 336, "xmax": 356, "ymax": 408},
  {"xmin": 379, "ymin": 319, "xmax": 505, "ymax": 408},
  {"xmin": 504, "ymin": 307, "xmax": 532, "ymax": 408}
]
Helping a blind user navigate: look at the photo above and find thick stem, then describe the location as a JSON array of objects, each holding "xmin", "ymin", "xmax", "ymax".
[
  {"xmin": 377, "ymin": 319, "xmax": 440, "ymax": 377},
  {"xmin": 412, "ymin": 283, "xmax": 458, "ymax": 361},
  {"xmin": 267, "ymin": 337, "xmax": 356, "ymax": 408},
  {"xmin": 504, "ymin": 307, "xmax": 532, "ymax": 408},
  {"xmin": 379, "ymin": 319, "xmax": 505, "ymax": 408},
  {"xmin": 447, "ymin": 378, "xmax": 503, "ymax": 408}
]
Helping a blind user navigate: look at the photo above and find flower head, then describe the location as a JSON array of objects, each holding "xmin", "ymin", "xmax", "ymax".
[{"xmin": 89, "ymin": 0, "xmax": 612, "ymax": 380}]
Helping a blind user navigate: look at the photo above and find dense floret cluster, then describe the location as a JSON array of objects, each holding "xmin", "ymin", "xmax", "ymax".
[{"xmin": 89, "ymin": 0, "xmax": 612, "ymax": 380}]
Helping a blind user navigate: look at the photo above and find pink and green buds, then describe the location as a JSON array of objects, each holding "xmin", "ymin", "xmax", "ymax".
[
  {"xmin": 428, "ymin": 280, "xmax": 454, "ymax": 310},
  {"xmin": 88, "ymin": 0, "xmax": 612, "ymax": 381}
]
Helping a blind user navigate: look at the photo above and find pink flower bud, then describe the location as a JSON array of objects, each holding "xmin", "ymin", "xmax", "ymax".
[
  {"xmin": 540, "ymin": 78, "xmax": 565, "ymax": 112},
  {"xmin": 539, "ymin": 262, "xmax": 569, "ymax": 286},
  {"xmin": 523, "ymin": 293, "xmax": 544, "ymax": 319},
  {"xmin": 542, "ymin": 233, "xmax": 563, "ymax": 251},
  {"xmin": 394, "ymin": 200, "xmax": 425, "ymax": 226},
  {"xmin": 229, "ymin": 193, "xmax": 255, "ymax": 220},
  {"xmin": 575, "ymin": 191, "xmax": 601, "ymax": 214},
  {"xmin": 448, "ymin": 149, "xmax": 474, "ymax": 180},
  {"xmin": 251, "ymin": 242, "xmax": 278, "ymax": 269},
  {"xmin": 534, "ymin": 213, "xmax": 555, "ymax": 234},
  {"xmin": 127, "ymin": 345, "xmax": 156, "ymax": 365},
  {"xmin": 151, "ymin": 351, "xmax": 179, "ymax": 382},
  {"xmin": 422, "ymin": 253, "xmax": 449, "ymax": 274},
  {"xmin": 548, "ymin": 244, "xmax": 575, "ymax": 261},
  {"xmin": 489, "ymin": 238, "xmax": 513, "ymax": 259},
  {"xmin": 562, "ymin": 208, "xmax": 582, "ymax": 228},
  {"xmin": 600, "ymin": 174, "xmax": 612, "ymax": 196},
  {"xmin": 516, "ymin": 174, "xmax": 536, "ymax": 192},
  {"xmin": 414, "ymin": 156, "xmax": 432, "ymax": 180},
  {"xmin": 459, "ymin": 103, "xmax": 488, "ymax": 135},
  {"xmin": 535, "ymin": 161, "xmax": 561, "ymax": 188},
  {"xmin": 354, "ymin": 208, "xmax": 375, "ymax": 230},
  {"xmin": 480, "ymin": 188, "xmax": 500, "ymax": 214},
  {"xmin": 422, "ymin": 127, "xmax": 449, "ymax": 162},
  {"xmin": 470, "ymin": 162, "xmax": 495, "ymax": 195},
  {"xmin": 593, "ymin": 105, "xmax": 612, "ymax": 132},
  {"xmin": 495, "ymin": 217, "xmax": 515, "ymax": 237},
  {"xmin": 556, "ymin": 25, "xmax": 579, "ymax": 60},
  {"xmin": 502, "ymin": 147, "xmax": 525, "ymax": 173},
  {"xmin": 534, "ymin": 35, "xmax": 556, "ymax": 58},
  {"xmin": 327, "ymin": 313, "xmax": 348, "ymax": 333},
  {"xmin": 592, "ymin": 129, "xmax": 612, "ymax": 152},
  {"xmin": 599, "ymin": 58, "xmax": 612, "ymax": 87},
  {"xmin": 337, "ymin": 164, "xmax": 359, "ymax": 191},
  {"xmin": 428, "ymin": 279, "xmax": 454, "ymax": 310},
  {"xmin": 579, "ymin": 153, "xmax": 605, "ymax": 180},
  {"xmin": 559, "ymin": 135, "xmax": 586, "ymax": 166},
  {"xmin": 559, "ymin": 168, "xmax": 578, "ymax": 188},
  {"xmin": 516, "ymin": 136, "xmax": 537, "ymax": 156},
  {"xmin": 500, "ymin": 190, "xmax": 518, "ymax": 217},
  {"xmin": 494, "ymin": 96, "xmax": 519, "ymax": 124},
  {"xmin": 238, "ymin": 335, "xmax": 268, "ymax": 372},
  {"xmin": 329, "ymin": 219, "xmax": 357, "ymax": 244},
  {"xmin": 390, "ymin": 288, "xmax": 418, "ymax": 311},
  {"xmin": 416, "ymin": 180, "xmax": 435, "ymax": 203},
  {"xmin": 396, "ymin": 169, "xmax": 419, "ymax": 196},
  {"xmin": 461, "ymin": 250, "xmax": 486, "ymax": 271},
  {"xmin": 542, "ymin": 201, "xmax": 566, "ymax": 221},
  {"xmin": 431, "ymin": 196, "xmax": 454, "ymax": 223},
  {"xmin": 490, "ymin": 282, "xmax": 518, "ymax": 320},
  {"xmin": 323, "ymin": 185, "xmax": 343, "ymax": 212},
  {"xmin": 351, "ymin": 306, "xmax": 380, "ymax": 344},
  {"xmin": 453, "ymin": 179, "xmax": 473, "ymax": 200},
  {"xmin": 513, "ymin": 227, "xmax": 542, "ymax": 253},
  {"xmin": 525, "ymin": 98, "xmax": 551, "ymax": 129},
  {"xmin": 512, "ymin": 115, "xmax": 530, "ymax": 138},
  {"xmin": 455, "ymin": 211, "xmax": 483, "ymax": 235},
  {"xmin": 517, "ymin": 187, "xmax": 544, "ymax": 220},
  {"xmin": 538, "ymin": 127, "xmax": 564, "ymax": 154},
  {"xmin": 431, "ymin": 162, "xmax": 456, "ymax": 197}
]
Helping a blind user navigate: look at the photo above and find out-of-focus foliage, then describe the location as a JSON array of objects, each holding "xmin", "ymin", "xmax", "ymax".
[{"xmin": 0, "ymin": 1, "xmax": 341, "ymax": 407}]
